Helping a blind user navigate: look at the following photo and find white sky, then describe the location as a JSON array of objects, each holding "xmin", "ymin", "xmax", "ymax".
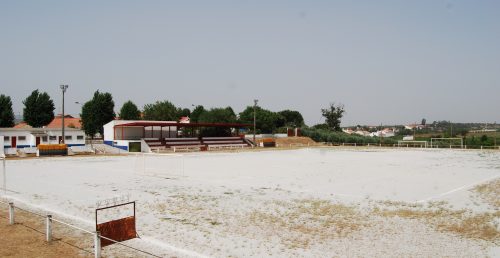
[{"xmin": 1, "ymin": 1, "xmax": 499, "ymax": 126}]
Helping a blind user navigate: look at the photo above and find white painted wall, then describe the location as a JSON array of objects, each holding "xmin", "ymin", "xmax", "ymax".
[{"xmin": 0, "ymin": 129, "xmax": 85, "ymax": 148}]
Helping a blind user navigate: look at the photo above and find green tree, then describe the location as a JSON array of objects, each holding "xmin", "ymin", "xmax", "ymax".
[
  {"xmin": 239, "ymin": 106, "xmax": 282, "ymax": 134},
  {"xmin": 143, "ymin": 100, "xmax": 179, "ymax": 121},
  {"xmin": 23, "ymin": 90, "xmax": 55, "ymax": 127},
  {"xmin": 190, "ymin": 105, "xmax": 205, "ymax": 123},
  {"xmin": 278, "ymin": 110, "xmax": 304, "ymax": 128},
  {"xmin": 312, "ymin": 123, "xmax": 329, "ymax": 130},
  {"xmin": 0, "ymin": 94, "xmax": 15, "ymax": 127},
  {"xmin": 321, "ymin": 103, "xmax": 345, "ymax": 131},
  {"xmin": 81, "ymin": 101, "xmax": 97, "ymax": 137},
  {"xmin": 198, "ymin": 107, "xmax": 237, "ymax": 136},
  {"xmin": 179, "ymin": 108, "xmax": 191, "ymax": 118},
  {"xmin": 119, "ymin": 100, "xmax": 141, "ymax": 120},
  {"xmin": 80, "ymin": 91, "xmax": 115, "ymax": 137}
]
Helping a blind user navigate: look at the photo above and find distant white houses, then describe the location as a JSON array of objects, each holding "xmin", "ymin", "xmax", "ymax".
[
  {"xmin": 0, "ymin": 127, "xmax": 86, "ymax": 154},
  {"xmin": 374, "ymin": 128, "xmax": 396, "ymax": 138},
  {"xmin": 404, "ymin": 124, "xmax": 426, "ymax": 130},
  {"xmin": 342, "ymin": 128, "xmax": 355, "ymax": 134},
  {"xmin": 355, "ymin": 130, "xmax": 371, "ymax": 137},
  {"xmin": 343, "ymin": 127, "xmax": 396, "ymax": 138},
  {"xmin": 469, "ymin": 129, "xmax": 496, "ymax": 133},
  {"xmin": 179, "ymin": 116, "xmax": 190, "ymax": 123}
]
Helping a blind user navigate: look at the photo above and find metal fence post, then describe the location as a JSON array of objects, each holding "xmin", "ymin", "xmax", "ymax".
[
  {"xmin": 8, "ymin": 202, "xmax": 14, "ymax": 225},
  {"xmin": 94, "ymin": 231, "xmax": 101, "ymax": 258},
  {"xmin": 46, "ymin": 214, "xmax": 52, "ymax": 242}
]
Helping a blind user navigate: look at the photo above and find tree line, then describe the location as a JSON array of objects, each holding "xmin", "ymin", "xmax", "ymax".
[
  {"xmin": 0, "ymin": 90, "xmax": 310, "ymax": 138},
  {"xmin": 0, "ymin": 90, "xmax": 55, "ymax": 128}
]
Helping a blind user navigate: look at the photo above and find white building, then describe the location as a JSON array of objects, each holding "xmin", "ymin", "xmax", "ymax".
[
  {"xmin": 1, "ymin": 128, "xmax": 86, "ymax": 154},
  {"xmin": 103, "ymin": 120, "xmax": 178, "ymax": 151}
]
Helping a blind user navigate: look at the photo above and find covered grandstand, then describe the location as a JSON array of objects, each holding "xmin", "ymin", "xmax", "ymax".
[{"xmin": 103, "ymin": 120, "xmax": 253, "ymax": 152}]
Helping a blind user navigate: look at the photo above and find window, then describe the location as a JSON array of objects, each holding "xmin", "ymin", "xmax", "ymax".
[
  {"xmin": 18, "ymin": 136, "xmax": 26, "ymax": 141},
  {"xmin": 49, "ymin": 136, "xmax": 57, "ymax": 141},
  {"xmin": 77, "ymin": 135, "xmax": 84, "ymax": 140},
  {"xmin": 4, "ymin": 136, "xmax": 9, "ymax": 141},
  {"xmin": 42, "ymin": 136, "xmax": 48, "ymax": 142},
  {"xmin": 65, "ymin": 135, "xmax": 72, "ymax": 140}
]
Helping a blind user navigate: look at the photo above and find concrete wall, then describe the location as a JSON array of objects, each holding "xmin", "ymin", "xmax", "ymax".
[
  {"xmin": 245, "ymin": 134, "xmax": 286, "ymax": 139},
  {"xmin": 103, "ymin": 139, "xmax": 143, "ymax": 152},
  {"xmin": 103, "ymin": 122, "xmax": 115, "ymax": 142}
]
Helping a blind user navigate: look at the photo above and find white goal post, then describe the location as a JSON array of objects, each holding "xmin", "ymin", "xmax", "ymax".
[
  {"xmin": 430, "ymin": 138, "xmax": 464, "ymax": 148},
  {"xmin": 134, "ymin": 153, "xmax": 186, "ymax": 178},
  {"xmin": 397, "ymin": 141, "xmax": 428, "ymax": 148},
  {"xmin": 1, "ymin": 155, "xmax": 6, "ymax": 194}
]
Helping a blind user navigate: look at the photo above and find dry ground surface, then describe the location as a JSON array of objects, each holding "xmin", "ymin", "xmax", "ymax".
[
  {"xmin": 0, "ymin": 209, "xmax": 92, "ymax": 257},
  {"xmin": 1, "ymin": 148, "xmax": 499, "ymax": 257}
]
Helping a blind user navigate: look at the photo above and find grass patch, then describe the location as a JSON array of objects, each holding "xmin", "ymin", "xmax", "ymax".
[
  {"xmin": 374, "ymin": 205, "xmax": 500, "ymax": 243},
  {"xmin": 473, "ymin": 178, "xmax": 500, "ymax": 208},
  {"xmin": 246, "ymin": 199, "xmax": 367, "ymax": 248}
]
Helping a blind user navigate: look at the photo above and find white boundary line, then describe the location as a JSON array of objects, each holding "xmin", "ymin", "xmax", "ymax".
[{"xmin": 416, "ymin": 174, "xmax": 500, "ymax": 203}]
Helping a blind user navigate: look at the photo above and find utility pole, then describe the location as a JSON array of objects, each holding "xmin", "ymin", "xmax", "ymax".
[
  {"xmin": 60, "ymin": 85, "xmax": 68, "ymax": 143},
  {"xmin": 379, "ymin": 122, "xmax": 382, "ymax": 145},
  {"xmin": 495, "ymin": 122, "xmax": 497, "ymax": 147},
  {"xmin": 253, "ymin": 99, "xmax": 258, "ymax": 146}
]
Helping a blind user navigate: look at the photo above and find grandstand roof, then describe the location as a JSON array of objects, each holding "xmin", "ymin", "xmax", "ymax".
[{"xmin": 113, "ymin": 121, "xmax": 252, "ymax": 128}]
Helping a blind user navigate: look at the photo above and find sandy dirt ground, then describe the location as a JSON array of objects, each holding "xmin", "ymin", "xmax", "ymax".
[
  {"xmin": 0, "ymin": 209, "xmax": 92, "ymax": 257},
  {"xmin": 1, "ymin": 147, "xmax": 499, "ymax": 257}
]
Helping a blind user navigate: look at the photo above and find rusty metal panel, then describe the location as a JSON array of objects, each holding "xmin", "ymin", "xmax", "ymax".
[{"xmin": 97, "ymin": 216, "xmax": 137, "ymax": 247}]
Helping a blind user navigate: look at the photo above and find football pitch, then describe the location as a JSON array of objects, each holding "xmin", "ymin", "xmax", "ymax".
[{"xmin": 1, "ymin": 148, "xmax": 499, "ymax": 257}]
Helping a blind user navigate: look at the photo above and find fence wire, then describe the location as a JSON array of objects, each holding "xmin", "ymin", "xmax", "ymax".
[{"xmin": 1, "ymin": 199, "xmax": 165, "ymax": 258}]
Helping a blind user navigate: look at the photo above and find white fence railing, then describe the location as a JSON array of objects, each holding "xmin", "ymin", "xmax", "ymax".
[{"xmin": 0, "ymin": 199, "xmax": 162, "ymax": 258}]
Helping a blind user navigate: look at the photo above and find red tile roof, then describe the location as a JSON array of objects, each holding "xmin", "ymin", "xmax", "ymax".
[
  {"xmin": 46, "ymin": 115, "xmax": 82, "ymax": 129},
  {"xmin": 13, "ymin": 122, "xmax": 30, "ymax": 129}
]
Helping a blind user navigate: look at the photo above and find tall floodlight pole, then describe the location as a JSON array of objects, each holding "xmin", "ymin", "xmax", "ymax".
[
  {"xmin": 60, "ymin": 85, "xmax": 69, "ymax": 143},
  {"xmin": 253, "ymin": 99, "xmax": 258, "ymax": 146}
]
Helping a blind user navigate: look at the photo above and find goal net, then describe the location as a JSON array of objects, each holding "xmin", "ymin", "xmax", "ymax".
[
  {"xmin": 430, "ymin": 138, "xmax": 464, "ymax": 148},
  {"xmin": 134, "ymin": 153, "xmax": 186, "ymax": 178}
]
